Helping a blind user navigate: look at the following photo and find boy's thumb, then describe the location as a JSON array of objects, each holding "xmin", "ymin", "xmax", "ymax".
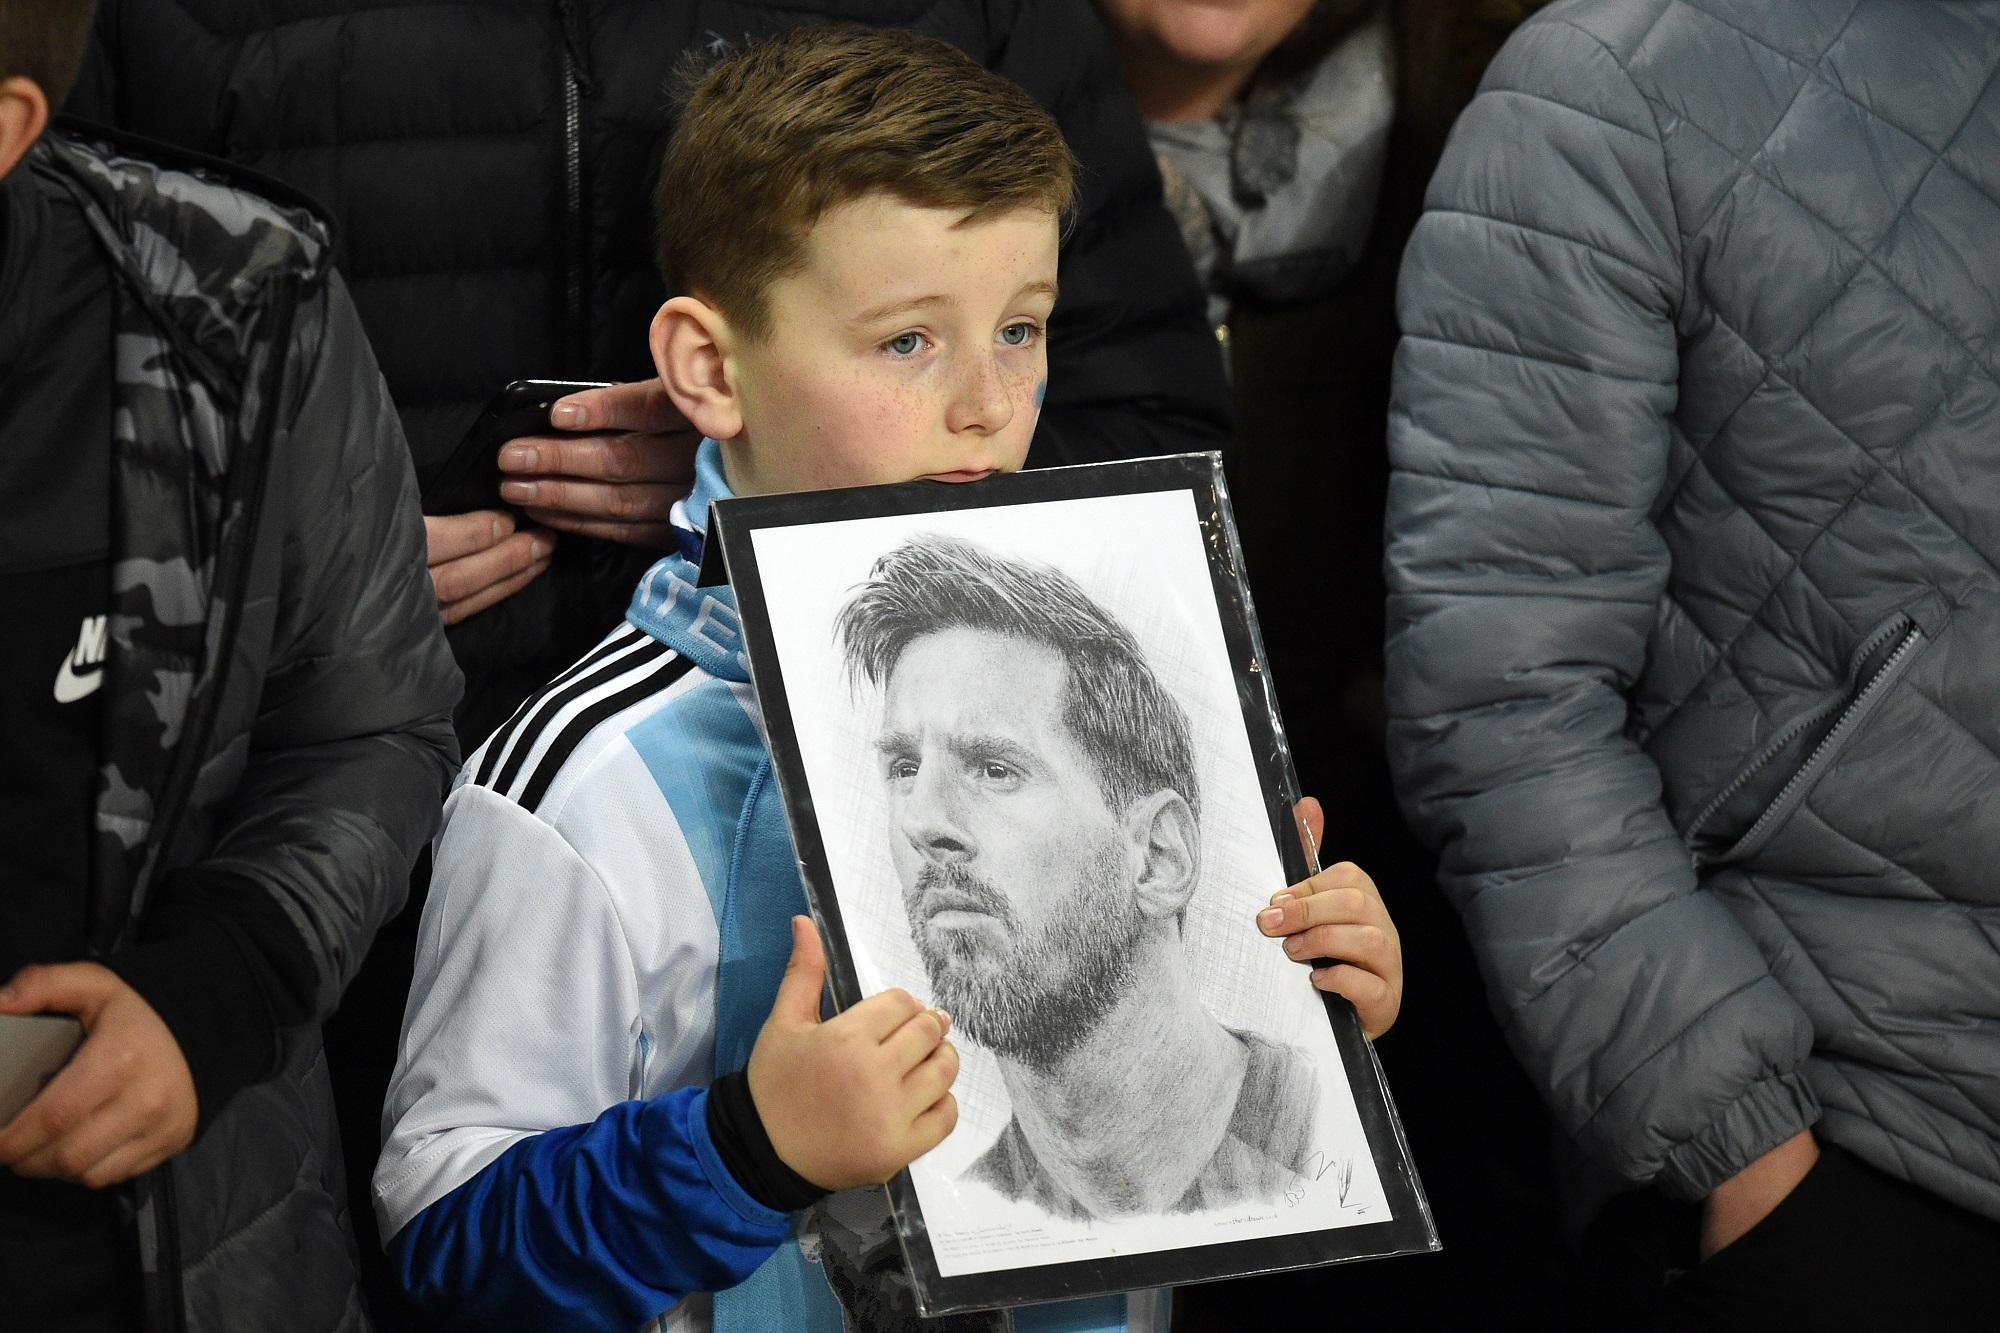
[{"xmin": 770, "ymin": 917, "xmax": 827, "ymax": 1026}]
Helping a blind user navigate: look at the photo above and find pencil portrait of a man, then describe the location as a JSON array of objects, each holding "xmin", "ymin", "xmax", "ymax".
[{"xmin": 834, "ymin": 533, "xmax": 1320, "ymax": 1222}]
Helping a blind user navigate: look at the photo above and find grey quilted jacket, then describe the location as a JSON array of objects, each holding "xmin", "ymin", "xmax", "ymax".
[
  {"xmin": 1385, "ymin": 0, "xmax": 2000, "ymax": 1221},
  {"xmin": 45, "ymin": 130, "xmax": 461, "ymax": 1330}
]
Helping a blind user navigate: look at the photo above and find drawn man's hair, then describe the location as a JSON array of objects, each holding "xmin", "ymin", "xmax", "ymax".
[
  {"xmin": 836, "ymin": 533, "xmax": 1200, "ymax": 823},
  {"xmin": 0, "ymin": 0, "xmax": 99, "ymax": 107},
  {"xmin": 655, "ymin": 25, "xmax": 1077, "ymax": 341}
]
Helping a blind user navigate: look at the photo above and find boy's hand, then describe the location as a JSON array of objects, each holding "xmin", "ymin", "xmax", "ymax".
[
  {"xmin": 0, "ymin": 963, "xmax": 198, "ymax": 1188},
  {"xmin": 746, "ymin": 917, "xmax": 959, "ymax": 1191},
  {"xmin": 498, "ymin": 380, "xmax": 699, "ymax": 548},
  {"xmin": 1257, "ymin": 797, "xmax": 1404, "ymax": 1039},
  {"xmin": 425, "ymin": 511, "xmax": 554, "ymax": 624}
]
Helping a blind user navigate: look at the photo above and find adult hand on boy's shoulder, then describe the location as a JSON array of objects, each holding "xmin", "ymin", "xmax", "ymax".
[
  {"xmin": 747, "ymin": 917, "xmax": 959, "ymax": 1191},
  {"xmin": 497, "ymin": 380, "xmax": 699, "ymax": 548},
  {"xmin": 1256, "ymin": 797, "xmax": 1404, "ymax": 1040},
  {"xmin": 0, "ymin": 963, "xmax": 197, "ymax": 1188}
]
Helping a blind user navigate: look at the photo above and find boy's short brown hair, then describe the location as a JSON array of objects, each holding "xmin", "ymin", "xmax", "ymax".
[
  {"xmin": 0, "ymin": 0, "xmax": 98, "ymax": 107},
  {"xmin": 656, "ymin": 25, "xmax": 1076, "ymax": 340}
]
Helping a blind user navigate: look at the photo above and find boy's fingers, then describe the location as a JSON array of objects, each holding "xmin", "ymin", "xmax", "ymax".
[
  {"xmin": 768, "ymin": 917, "xmax": 828, "ymax": 1027},
  {"xmin": 1280, "ymin": 922, "xmax": 1396, "ymax": 972},
  {"xmin": 908, "ymin": 1092, "xmax": 959, "ymax": 1154},
  {"xmin": 1292, "ymin": 796, "xmax": 1324, "ymax": 867},
  {"xmin": 903, "ymin": 1040, "xmax": 959, "ymax": 1106},
  {"xmin": 880, "ymin": 1007, "xmax": 950, "ymax": 1071},
  {"xmin": 1310, "ymin": 963, "xmax": 1397, "ymax": 1039},
  {"xmin": 841, "ymin": 987, "xmax": 925, "ymax": 1043}
]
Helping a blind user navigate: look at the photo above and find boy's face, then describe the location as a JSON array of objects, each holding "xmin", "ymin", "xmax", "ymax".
[{"xmin": 721, "ymin": 196, "xmax": 1060, "ymax": 497}]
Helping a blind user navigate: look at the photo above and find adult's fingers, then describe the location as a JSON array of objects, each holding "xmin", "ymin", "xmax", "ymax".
[
  {"xmin": 74, "ymin": 1136, "xmax": 168, "ymax": 1190},
  {"xmin": 880, "ymin": 1006, "xmax": 951, "ymax": 1072},
  {"xmin": 519, "ymin": 506, "xmax": 674, "ymax": 548},
  {"xmin": 500, "ymin": 476, "xmax": 681, "ymax": 526},
  {"xmin": 546, "ymin": 379, "xmax": 692, "ymax": 435},
  {"xmin": 499, "ymin": 431, "xmax": 696, "ymax": 487},
  {"xmin": 430, "ymin": 527, "xmax": 551, "ymax": 610},
  {"xmin": 438, "ymin": 554, "xmax": 552, "ymax": 626},
  {"xmin": 424, "ymin": 510, "xmax": 514, "ymax": 567}
]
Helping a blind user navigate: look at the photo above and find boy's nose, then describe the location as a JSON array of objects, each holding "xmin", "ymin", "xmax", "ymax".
[{"xmin": 944, "ymin": 352, "xmax": 1016, "ymax": 437}]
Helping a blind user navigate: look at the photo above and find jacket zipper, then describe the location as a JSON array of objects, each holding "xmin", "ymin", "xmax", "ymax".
[
  {"xmin": 557, "ymin": 2, "xmax": 594, "ymax": 371},
  {"xmin": 1691, "ymin": 615, "xmax": 1924, "ymax": 872}
]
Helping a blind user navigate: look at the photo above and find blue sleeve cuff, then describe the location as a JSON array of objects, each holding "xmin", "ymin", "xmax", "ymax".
[{"xmin": 390, "ymin": 1087, "xmax": 795, "ymax": 1330}]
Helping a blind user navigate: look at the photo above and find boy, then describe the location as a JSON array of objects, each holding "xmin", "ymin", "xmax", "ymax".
[
  {"xmin": 376, "ymin": 27, "xmax": 1402, "ymax": 1333},
  {"xmin": 0, "ymin": 3, "xmax": 460, "ymax": 1330}
]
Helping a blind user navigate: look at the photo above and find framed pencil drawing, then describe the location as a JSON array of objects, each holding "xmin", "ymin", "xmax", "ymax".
[{"xmin": 708, "ymin": 453, "xmax": 1436, "ymax": 1316}]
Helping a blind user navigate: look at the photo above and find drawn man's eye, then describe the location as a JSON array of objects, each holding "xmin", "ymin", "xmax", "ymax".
[
  {"xmin": 979, "ymin": 760, "xmax": 1015, "ymax": 783},
  {"xmin": 886, "ymin": 756, "xmax": 919, "ymax": 782}
]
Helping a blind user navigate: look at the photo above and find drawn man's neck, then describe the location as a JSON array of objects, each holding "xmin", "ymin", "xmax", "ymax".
[{"xmin": 994, "ymin": 926, "xmax": 1246, "ymax": 1216}]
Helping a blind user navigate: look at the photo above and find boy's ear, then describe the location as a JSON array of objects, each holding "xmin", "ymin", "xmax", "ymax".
[
  {"xmin": 0, "ymin": 77, "xmax": 51, "ymax": 185},
  {"xmin": 1126, "ymin": 790, "xmax": 1200, "ymax": 924},
  {"xmin": 650, "ymin": 296, "xmax": 744, "ymax": 443}
]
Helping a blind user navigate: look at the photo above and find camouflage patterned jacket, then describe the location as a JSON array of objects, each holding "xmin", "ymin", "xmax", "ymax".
[{"xmin": 38, "ymin": 129, "xmax": 461, "ymax": 1332}]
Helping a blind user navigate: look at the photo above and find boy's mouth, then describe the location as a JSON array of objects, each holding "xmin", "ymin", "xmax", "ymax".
[{"xmin": 921, "ymin": 468, "xmax": 996, "ymax": 484}]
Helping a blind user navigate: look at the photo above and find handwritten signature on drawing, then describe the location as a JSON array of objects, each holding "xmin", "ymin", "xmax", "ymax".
[{"xmin": 1284, "ymin": 1151, "xmax": 1357, "ymax": 1210}]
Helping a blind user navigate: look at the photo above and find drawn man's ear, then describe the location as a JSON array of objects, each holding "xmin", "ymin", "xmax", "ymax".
[
  {"xmin": 1126, "ymin": 790, "xmax": 1199, "ymax": 922},
  {"xmin": 649, "ymin": 295, "xmax": 744, "ymax": 442}
]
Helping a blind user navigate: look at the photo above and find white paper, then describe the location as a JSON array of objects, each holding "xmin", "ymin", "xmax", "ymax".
[{"xmin": 750, "ymin": 488, "xmax": 1389, "ymax": 1277}]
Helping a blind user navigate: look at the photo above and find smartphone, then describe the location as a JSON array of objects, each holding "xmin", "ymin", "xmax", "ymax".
[
  {"xmin": 0, "ymin": 1013, "xmax": 85, "ymax": 1125},
  {"xmin": 419, "ymin": 379, "xmax": 613, "ymax": 517}
]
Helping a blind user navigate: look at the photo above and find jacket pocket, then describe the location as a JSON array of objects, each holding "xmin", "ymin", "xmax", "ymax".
[{"xmin": 1683, "ymin": 614, "xmax": 1928, "ymax": 872}]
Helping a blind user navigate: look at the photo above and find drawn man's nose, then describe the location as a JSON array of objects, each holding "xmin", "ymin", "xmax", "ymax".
[{"xmin": 901, "ymin": 768, "xmax": 973, "ymax": 862}]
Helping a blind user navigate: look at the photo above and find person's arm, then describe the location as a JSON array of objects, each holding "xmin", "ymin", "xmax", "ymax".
[
  {"xmin": 0, "ymin": 271, "xmax": 457, "ymax": 1186},
  {"xmin": 1383, "ymin": 16, "xmax": 1818, "ymax": 1217},
  {"xmin": 380, "ymin": 788, "xmax": 955, "ymax": 1328},
  {"xmin": 985, "ymin": 0, "xmax": 1234, "ymax": 467}
]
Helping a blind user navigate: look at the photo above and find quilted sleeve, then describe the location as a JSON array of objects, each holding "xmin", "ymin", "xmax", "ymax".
[{"xmin": 1383, "ymin": 16, "xmax": 1819, "ymax": 1202}]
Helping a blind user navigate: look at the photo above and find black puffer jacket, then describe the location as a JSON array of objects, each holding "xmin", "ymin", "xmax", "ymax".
[
  {"xmin": 1386, "ymin": 0, "xmax": 2000, "ymax": 1222},
  {"xmin": 34, "ymin": 129, "xmax": 460, "ymax": 1332},
  {"xmin": 74, "ymin": 0, "xmax": 1233, "ymax": 744}
]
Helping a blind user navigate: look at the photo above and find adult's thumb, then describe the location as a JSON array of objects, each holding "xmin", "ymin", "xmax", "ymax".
[{"xmin": 769, "ymin": 917, "xmax": 827, "ymax": 1026}]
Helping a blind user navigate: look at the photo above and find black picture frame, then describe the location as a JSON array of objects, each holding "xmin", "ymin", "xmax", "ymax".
[{"xmin": 709, "ymin": 452, "xmax": 1436, "ymax": 1315}]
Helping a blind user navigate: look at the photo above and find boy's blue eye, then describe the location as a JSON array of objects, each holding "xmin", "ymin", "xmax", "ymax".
[
  {"xmin": 999, "ymin": 322, "xmax": 1036, "ymax": 347},
  {"xmin": 887, "ymin": 332, "xmax": 925, "ymax": 356}
]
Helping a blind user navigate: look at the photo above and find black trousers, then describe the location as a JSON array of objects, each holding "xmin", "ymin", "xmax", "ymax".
[{"xmin": 1586, "ymin": 1144, "xmax": 1999, "ymax": 1331}]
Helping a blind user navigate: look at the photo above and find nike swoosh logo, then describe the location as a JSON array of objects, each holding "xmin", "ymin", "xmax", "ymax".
[{"xmin": 54, "ymin": 655, "xmax": 103, "ymax": 703}]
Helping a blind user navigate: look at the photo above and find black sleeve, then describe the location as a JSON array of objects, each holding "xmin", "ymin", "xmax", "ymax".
[
  {"xmin": 986, "ymin": 0, "xmax": 1235, "ymax": 468},
  {"xmin": 103, "ymin": 869, "xmax": 314, "ymax": 1128},
  {"xmin": 704, "ymin": 1070, "xmax": 830, "ymax": 1213}
]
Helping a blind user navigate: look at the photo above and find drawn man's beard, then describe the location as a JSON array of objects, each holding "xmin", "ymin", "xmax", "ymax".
[{"xmin": 903, "ymin": 847, "xmax": 1139, "ymax": 1067}]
